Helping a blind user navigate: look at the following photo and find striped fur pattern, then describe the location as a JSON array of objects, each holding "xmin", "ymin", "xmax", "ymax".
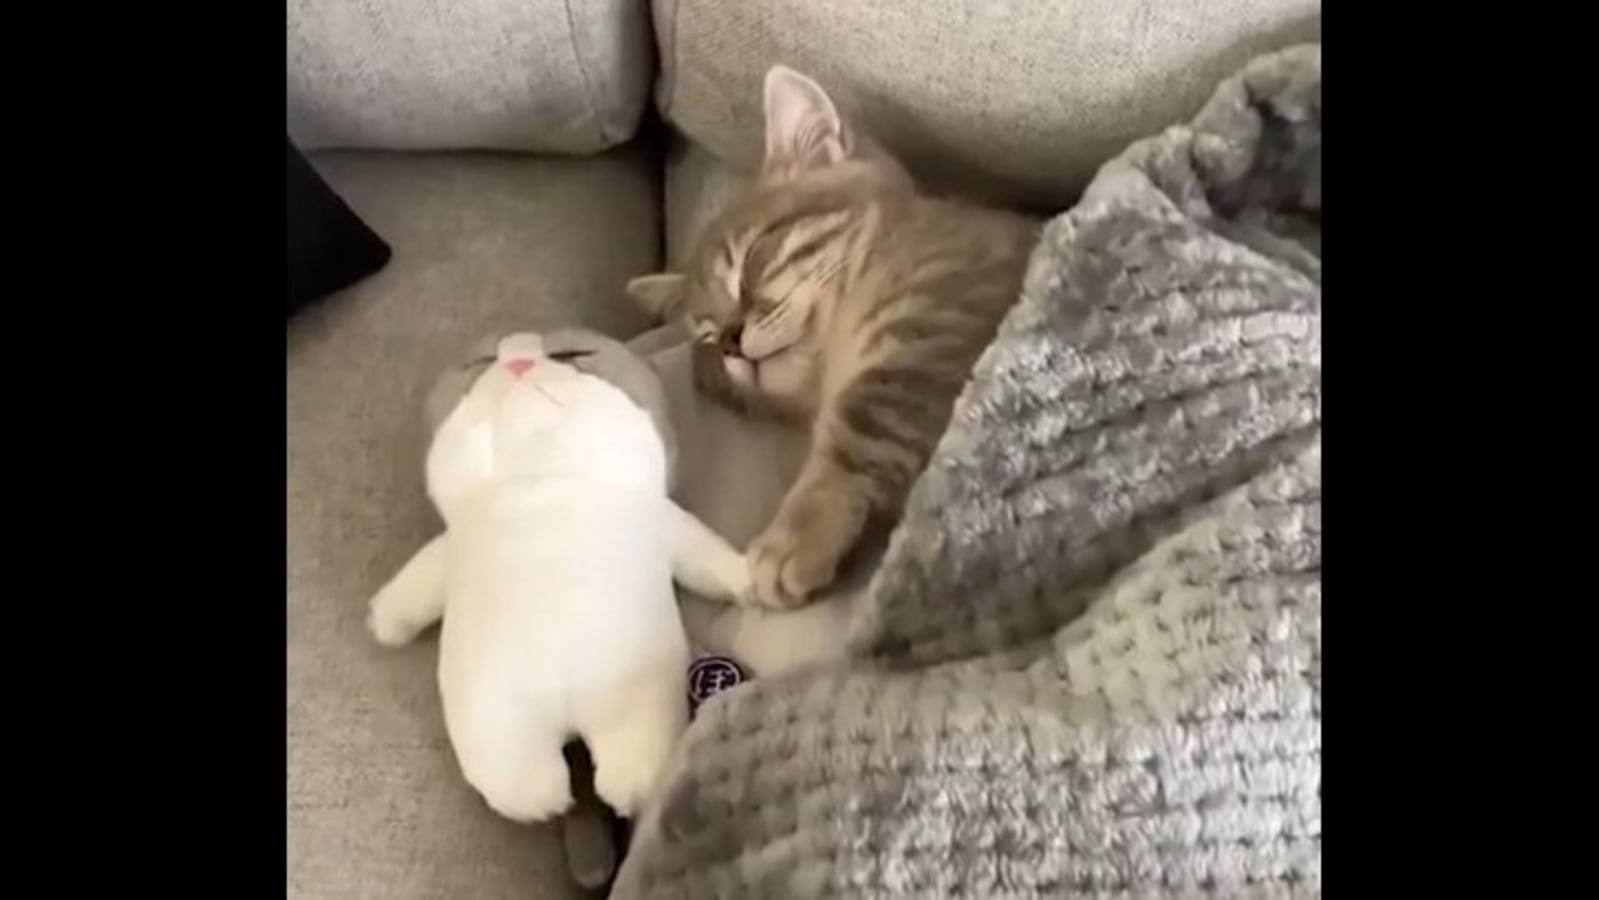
[{"xmin": 629, "ymin": 66, "xmax": 1040, "ymax": 609}]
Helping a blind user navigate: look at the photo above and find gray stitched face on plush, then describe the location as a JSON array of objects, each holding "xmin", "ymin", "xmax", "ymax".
[{"xmin": 423, "ymin": 328, "xmax": 679, "ymax": 483}]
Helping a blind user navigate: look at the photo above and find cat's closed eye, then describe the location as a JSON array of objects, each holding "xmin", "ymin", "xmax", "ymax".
[{"xmin": 690, "ymin": 318, "xmax": 720, "ymax": 342}]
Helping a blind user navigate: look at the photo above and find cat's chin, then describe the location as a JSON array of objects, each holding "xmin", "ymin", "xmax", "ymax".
[
  {"xmin": 717, "ymin": 360, "xmax": 784, "ymax": 418},
  {"xmin": 731, "ymin": 359, "xmax": 815, "ymax": 420},
  {"xmin": 691, "ymin": 343, "xmax": 810, "ymax": 423},
  {"xmin": 723, "ymin": 356, "xmax": 758, "ymax": 390}
]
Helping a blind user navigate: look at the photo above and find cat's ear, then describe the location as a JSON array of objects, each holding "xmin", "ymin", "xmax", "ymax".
[
  {"xmin": 763, "ymin": 65, "xmax": 848, "ymax": 171},
  {"xmin": 626, "ymin": 273, "xmax": 687, "ymax": 320}
]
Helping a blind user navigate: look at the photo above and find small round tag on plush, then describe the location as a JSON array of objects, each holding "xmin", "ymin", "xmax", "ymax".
[{"xmin": 688, "ymin": 655, "xmax": 749, "ymax": 716}]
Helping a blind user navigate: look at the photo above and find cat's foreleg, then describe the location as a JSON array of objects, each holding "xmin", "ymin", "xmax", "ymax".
[
  {"xmin": 367, "ymin": 534, "xmax": 449, "ymax": 646},
  {"xmin": 747, "ymin": 450, "xmax": 873, "ymax": 610},
  {"xmin": 665, "ymin": 499, "xmax": 754, "ymax": 604}
]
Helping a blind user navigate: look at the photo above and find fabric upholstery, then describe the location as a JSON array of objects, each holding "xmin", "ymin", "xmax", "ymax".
[
  {"xmin": 287, "ymin": 148, "xmax": 660, "ymax": 900},
  {"xmin": 652, "ymin": 0, "xmax": 1320, "ymax": 206},
  {"xmin": 288, "ymin": 0, "xmax": 654, "ymax": 153},
  {"xmin": 628, "ymin": 326, "xmax": 867, "ymax": 680},
  {"xmin": 662, "ymin": 139, "xmax": 751, "ymax": 268}
]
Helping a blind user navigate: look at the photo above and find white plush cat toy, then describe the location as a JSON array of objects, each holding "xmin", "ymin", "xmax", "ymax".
[{"xmin": 367, "ymin": 328, "xmax": 752, "ymax": 825}]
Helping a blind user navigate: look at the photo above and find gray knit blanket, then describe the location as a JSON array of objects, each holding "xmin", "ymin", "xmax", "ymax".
[{"xmin": 613, "ymin": 44, "xmax": 1321, "ymax": 899}]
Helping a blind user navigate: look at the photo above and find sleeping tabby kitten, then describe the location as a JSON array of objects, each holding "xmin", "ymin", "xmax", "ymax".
[{"xmin": 629, "ymin": 66, "xmax": 1040, "ymax": 610}]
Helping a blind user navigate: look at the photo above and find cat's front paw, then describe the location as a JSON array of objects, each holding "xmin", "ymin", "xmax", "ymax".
[{"xmin": 747, "ymin": 518, "xmax": 845, "ymax": 610}]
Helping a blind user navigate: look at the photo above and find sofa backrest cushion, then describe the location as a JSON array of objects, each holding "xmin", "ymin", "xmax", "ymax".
[
  {"xmin": 289, "ymin": 0, "xmax": 653, "ymax": 154},
  {"xmin": 652, "ymin": 0, "xmax": 1319, "ymax": 206}
]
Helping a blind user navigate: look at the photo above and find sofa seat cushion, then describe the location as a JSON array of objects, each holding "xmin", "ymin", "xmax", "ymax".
[
  {"xmin": 287, "ymin": 147, "xmax": 660, "ymax": 899},
  {"xmin": 652, "ymin": 0, "xmax": 1319, "ymax": 206},
  {"xmin": 289, "ymin": 0, "xmax": 653, "ymax": 154}
]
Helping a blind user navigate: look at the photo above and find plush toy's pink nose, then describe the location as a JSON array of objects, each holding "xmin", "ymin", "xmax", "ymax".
[{"xmin": 503, "ymin": 358, "xmax": 535, "ymax": 379}]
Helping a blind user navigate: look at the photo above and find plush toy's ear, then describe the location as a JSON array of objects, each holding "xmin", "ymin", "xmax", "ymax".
[
  {"xmin": 763, "ymin": 65, "xmax": 848, "ymax": 172},
  {"xmin": 423, "ymin": 334, "xmax": 503, "ymax": 435},
  {"xmin": 626, "ymin": 273, "xmax": 687, "ymax": 320}
]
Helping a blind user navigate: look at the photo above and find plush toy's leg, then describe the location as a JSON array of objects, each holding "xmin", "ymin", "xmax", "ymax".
[
  {"xmin": 581, "ymin": 667, "xmax": 687, "ymax": 819},
  {"xmin": 367, "ymin": 534, "xmax": 449, "ymax": 646},
  {"xmin": 449, "ymin": 700, "xmax": 574, "ymax": 823},
  {"xmin": 665, "ymin": 500, "xmax": 754, "ymax": 605}
]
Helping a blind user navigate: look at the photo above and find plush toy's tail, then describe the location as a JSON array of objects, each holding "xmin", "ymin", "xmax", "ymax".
[{"xmin": 560, "ymin": 741, "xmax": 625, "ymax": 891}]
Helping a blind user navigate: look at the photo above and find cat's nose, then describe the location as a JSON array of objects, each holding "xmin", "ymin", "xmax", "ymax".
[
  {"xmin": 719, "ymin": 324, "xmax": 745, "ymax": 356},
  {"xmin": 503, "ymin": 358, "xmax": 535, "ymax": 379}
]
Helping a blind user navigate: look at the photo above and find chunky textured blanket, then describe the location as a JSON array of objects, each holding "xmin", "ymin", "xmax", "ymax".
[{"xmin": 613, "ymin": 44, "xmax": 1321, "ymax": 899}]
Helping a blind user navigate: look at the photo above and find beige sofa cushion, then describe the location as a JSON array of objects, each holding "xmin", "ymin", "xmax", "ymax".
[
  {"xmin": 653, "ymin": 0, "xmax": 1320, "ymax": 205},
  {"xmin": 663, "ymin": 140, "xmax": 751, "ymax": 267},
  {"xmin": 289, "ymin": 0, "xmax": 653, "ymax": 153},
  {"xmin": 287, "ymin": 148, "xmax": 659, "ymax": 899}
]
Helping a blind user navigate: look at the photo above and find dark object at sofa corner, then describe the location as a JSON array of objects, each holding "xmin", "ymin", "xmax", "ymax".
[
  {"xmin": 561, "ymin": 740, "xmax": 632, "ymax": 893},
  {"xmin": 286, "ymin": 136, "xmax": 391, "ymax": 317}
]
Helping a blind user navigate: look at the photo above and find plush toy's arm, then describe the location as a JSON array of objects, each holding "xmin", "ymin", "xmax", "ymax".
[
  {"xmin": 665, "ymin": 500, "xmax": 753, "ymax": 604},
  {"xmin": 367, "ymin": 534, "xmax": 450, "ymax": 646}
]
